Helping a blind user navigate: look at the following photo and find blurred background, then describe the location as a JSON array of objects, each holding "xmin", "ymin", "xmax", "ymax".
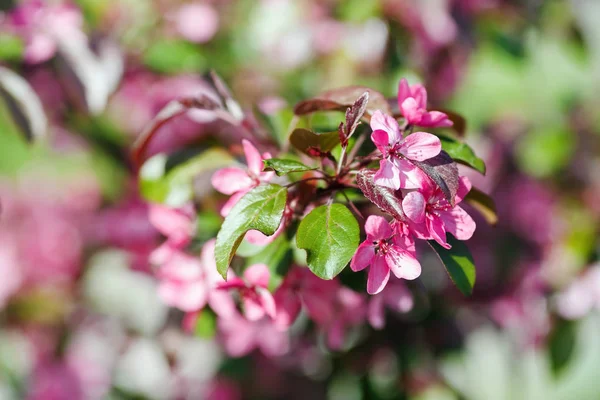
[{"xmin": 0, "ymin": 0, "xmax": 599, "ymax": 399}]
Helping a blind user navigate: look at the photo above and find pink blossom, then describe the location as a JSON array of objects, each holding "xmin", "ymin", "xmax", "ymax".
[
  {"xmin": 323, "ymin": 287, "xmax": 367, "ymax": 350},
  {"xmin": 217, "ymin": 264, "xmax": 276, "ymax": 321},
  {"xmin": 403, "ymin": 176, "xmax": 476, "ymax": 249},
  {"xmin": 27, "ymin": 362, "xmax": 84, "ymax": 400},
  {"xmin": 218, "ymin": 312, "xmax": 289, "ymax": 358},
  {"xmin": 370, "ymin": 110, "xmax": 441, "ymax": 190},
  {"xmin": 156, "ymin": 240, "xmax": 235, "ymax": 317},
  {"xmin": 7, "ymin": 0, "xmax": 86, "ymax": 64},
  {"xmin": 172, "ymin": 3, "xmax": 219, "ymax": 43},
  {"xmin": 212, "ymin": 139, "xmax": 275, "ymax": 216},
  {"xmin": 556, "ymin": 264, "xmax": 600, "ymax": 320},
  {"xmin": 397, "ymin": 79, "xmax": 452, "ymax": 128},
  {"xmin": 351, "ymin": 216, "xmax": 422, "ymax": 295},
  {"xmin": 272, "ymin": 267, "xmax": 338, "ymax": 331},
  {"xmin": 368, "ymin": 281, "xmax": 414, "ymax": 329},
  {"xmin": 148, "ymin": 203, "xmax": 196, "ymax": 265}
]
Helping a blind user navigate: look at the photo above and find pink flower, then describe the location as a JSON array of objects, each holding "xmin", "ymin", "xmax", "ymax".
[
  {"xmin": 172, "ymin": 3, "xmax": 219, "ymax": 43},
  {"xmin": 403, "ymin": 176, "xmax": 476, "ymax": 249},
  {"xmin": 148, "ymin": 203, "xmax": 196, "ymax": 265},
  {"xmin": 370, "ymin": 110, "xmax": 441, "ymax": 190},
  {"xmin": 218, "ymin": 312, "xmax": 289, "ymax": 358},
  {"xmin": 397, "ymin": 79, "xmax": 452, "ymax": 128},
  {"xmin": 272, "ymin": 267, "xmax": 338, "ymax": 331},
  {"xmin": 351, "ymin": 216, "xmax": 422, "ymax": 295},
  {"xmin": 217, "ymin": 264, "xmax": 276, "ymax": 321},
  {"xmin": 211, "ymin": 139, "xmax": 275, "ymax": 216},
  {"xmin": 368, "ymin": 281, "xmax": 414, "ymax": 329},
  {"xmin": 556, "ymin": 264, "xmax": 600, "ymax": 320},
  {"xmin": 7, "ymin": 0, "xmax": 86, "ymax": 64},
  {"xmin": 323, "ymin": 287, "xmax": 367, "ymax": 350},
  {"xmin": 157, "ymin": 240, "xmax": 235, "ymax": 316}
]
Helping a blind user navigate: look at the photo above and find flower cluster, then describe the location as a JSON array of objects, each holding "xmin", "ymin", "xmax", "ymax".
[{"xmin": 142, "ymin": 77, "xmax": 481, "ymax": 355}]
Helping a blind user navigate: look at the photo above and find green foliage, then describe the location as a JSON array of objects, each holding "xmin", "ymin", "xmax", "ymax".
[
  {"xmin": 429, "ymin": 234, "xmax": 476, "ymax": 296},
  {"xmin": 263, "ymin": 158, "xmax": 315, "ymax": 176},
  {"xmin": 215, "ymin": 184, "xmax": 288, "ymax": 279},
  {"xmin": 143, "ymin": 39, "xmax": 206, "ymax": 74},
  {"xmin": 439, "ymin": 135, "xmax": 486, "ymax": 174},
  {"xmin": 296, "ymin": 203, "xmax": 359, "ymax": 280}
]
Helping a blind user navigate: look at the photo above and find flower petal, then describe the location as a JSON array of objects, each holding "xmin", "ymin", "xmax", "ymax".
[
  {"xmin": 440, "ymin": 206, "xmax": 476, "ymax": 241},
  {"xmin": 273, "ymin": 288, "xmax": 301, "ymax": 331},
  {"xmin": 410, "ymin": 84, "xmax": 428, "ymax": 110},
  {"xmin": 351, "ymin": 242, "xmax": 375, "ymax": 271},
  {"xmin": 243, "ymin": 263, "xmax": 270, "ymax": 288},
  {"xmin": 258, "ymin": 288, "xmax": 277, "ymax": 319},
  {"xmin": 402, "ymin": 191, "xmax": 426, "ymax": 223},
  {"xmin": 394, "ymin": 158, "xmax": 427, "ymax": 189},
  {"xmin": 370, "ymin": 110, "xmax": 401, "ymax": 144},
  {"xmin": 374, "ymin": 159, "xmax": 401, "ymax": 190},
  {"xmin": 242, "ymin": 139, "xmax": 264, "ymax": 176},
  {"xmin": 385, "ymin": 247, "xmax": 422, "ymax": 280},
  {"xmin": 367, "ymin": 293, "xmax": 386, "ymax": 329},
  {"xmin": 219, "ymin": 190, "xmax": 247, "ymax": 217},
  {"xmin": 400, "ymin": 132, "xmax": 441, "ymax": 161},
  {"xmin": 397, "ymin": 78, "xmax": 411, "ymax": 107},
  {"xmin": 211, "ymin": 167, "xmax": 253, "ymax": 195},
  {"xmin": 367, "ymin": 256, "xmax": 390, "ymax": 295},
  {"xmin": 400, "ymin": 98, "xmax": 424, "ymax": 125},
  {"xmin": 420, "ymin": 111, "xmax": 453, "ymax": 128},
  {"xmin": 371, "ymin": 129, "xmax": 389, "ymax": 153},
  {"xmin": 456, "ymin": 176, "xmax": 472, "ymax": 204},
  {"xmin": 364, "ymin": 215, "xmax": 393, "ymax": 240},
  {"xmin": 427, "ymin": 216, "xmax": 450, "ymax": 249}
]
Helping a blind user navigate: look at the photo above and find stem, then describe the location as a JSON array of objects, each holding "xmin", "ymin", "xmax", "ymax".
[
  {"xmin": 285, "ymin": 176, "xmax": 328, "ymax": 188},
  {"xmin": 336, "ymin": 145, "xmax": 348, "ymax": 176},
  {"xmin": 346, "ymin": 133, "xmax": 367, "ymax": 165}
]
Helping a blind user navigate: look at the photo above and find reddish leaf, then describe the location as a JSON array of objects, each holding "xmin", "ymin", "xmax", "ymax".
[
  {"xmin": 294, "ymin": 86, "xmax": 390, "ymax": 120},
  {"xmin": 289, "ymin": 128, "xmax": 340, "ymax": 156},
  {"xmin": 356, "ymin": 169, "xmax": 406, "ymax": 221},
  {"xmin": 131, "ymin": 96, "xmax": 225, "ymax": 168},
  {"xmin": 344, "ymin": 91, "xmax": 369, "ymax": 138},
  {"xmin": 412, "ymin": 151, "xmax": 459, "ymax": 206}
]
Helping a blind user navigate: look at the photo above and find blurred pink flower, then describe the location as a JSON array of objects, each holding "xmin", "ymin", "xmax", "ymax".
[
  {"xmin": 368, "ymin": 281, "xmax": 414, "ymax": 329},
  {"xmin": 352, "ymin": 216, "xmax": 421, "ymax": 294},
  {"xmin": 157, "ymin": 240, "xmax": 235, "ymax": 316},
  {"xmin": 556, "ymin": 264, "xmax": 600, "ymax": 320},
  {"xmin": 218, "ymin": 264, "xmax": 276, "ymax": 321},
  {"xmin": 405, "ymin": 176, "xmax": 476, "ymax": 249},
  {"xmin": 7, "ymin": 0, "xmax": 85, "ymax": 64},
  {"xmin": 172, "ymin": 3, "xmax": 219, "ymax": 43},
  {"xmin": 397, "ymin": 79, "xmax": 452, "ymax": 128},
  {"xmin": 371, "ymin": 110, "xmax": 440, "ymax": 190},
  {"xmin": 212, "ymin": 139, "xmax": 275, "ymax": 216},
  {"xmin": 323, "ymin": 287, "xmax": 367, "ymax": 350},
  {"xmin": 218, "ymin": 311, "xmax": 289, "ymax": 357},
  {"xmin": 27, "ymin": 362, "xmax": 84, "ymax": 400},
  {"xmin": 149, "ymin": 203, "xmax": 196, "ymax": 265}
]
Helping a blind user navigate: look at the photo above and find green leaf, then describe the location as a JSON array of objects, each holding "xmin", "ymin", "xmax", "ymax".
[
  {"xmin": 440, "ymin": 136, "xmax": 486, "ymax": 174},
  {"xmin": 464, "ymin": 187, "xmax": 498, "ymax": 225},
  {"xmin": 143, "ymin": 39, "xmax": 206, "ymax": 74},
  {"xmin": 429, "ymin": 234, "xmax": 476, "ymax": 296},
  {"xmin": 215, "ymin": 184, "xmax": 288, "ymax": 279},
  {"xmin": 246, "ymin": 234, "xmax": 293, "ymax": 291},
  {"xmin": 296, "ymin": 203, "xmax": 359, "ymax": 280},
  {"xmin": 263, "ymin": 158, "xmax": 315, "ymax": 176},
  {"xmin": 140, "ymin": 148, "xmax": 233, "ymax": 205},
  {"xmin": 194, "ymin": 310, "xmax": 217, "ymax": 339},
  {"xmin": 289, "ymin": 128, "xmax": 340, "ymax": 155},
  {"xmin": 0, "ymin": 34, "xmax": 24, "ymax": 62}
]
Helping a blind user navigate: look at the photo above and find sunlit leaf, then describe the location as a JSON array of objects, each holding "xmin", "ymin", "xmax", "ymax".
[
  {"xmin": 413, "ymin": 151, "xmax": 459, "ymax": 206},
  {"xmin": 440, "ymin": 136, "xmax": 486, "ymax": 174},
  {"xmin": 296, "ymin": 203, "xmax": 359, "ymax": 280},
  {"xmin": 429, "ymin": 234, "xmax": 476, "ymax": 296},
  {"xmin": 356, "ymin": 169, "xmax": 406, "ymax": 221},
  {"xmin": 464, "ymin": 187, "xmax": 497, "ymax": 225},
  {"xmin": 294, "ymin": 86, "xmax": 391, "ymax": 120},
  {"xmin": 215, "ymin": 184, "xmax": 287, "ymax": 279},
  {"xmin": 263, "ymin": 158, "xmax": 315, "ymax": 176}
]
